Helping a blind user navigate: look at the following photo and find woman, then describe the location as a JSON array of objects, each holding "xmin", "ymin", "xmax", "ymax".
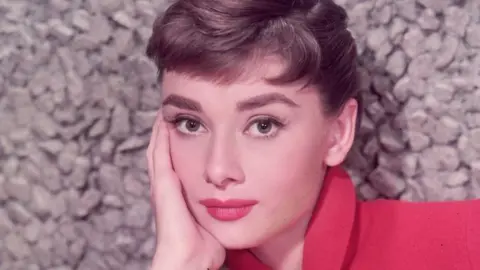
[{"xmin": 145, "ymin": 0, "xmax": 480, "ymax": 269}]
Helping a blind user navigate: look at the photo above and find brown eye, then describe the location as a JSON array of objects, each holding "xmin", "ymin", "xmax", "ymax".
[
  {"xmin": 176, "ymin": 118, "xmax": 206, "ymax": 135},
  {"xmin": 256, "ymin": 119, "xmax": 273, "ymax": 134},
  {"xmin": 185, "ymin": 119, "xmax": 200, "ymax": 132},
  {"xmin": 246, "ymin": 117, "xmax": 284, "ymax": 139}
]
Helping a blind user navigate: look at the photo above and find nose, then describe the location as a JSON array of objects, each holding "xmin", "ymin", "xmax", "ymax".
[{"xmin": 204, "ymin": 134, "xmax": 245, "ymax": 189}]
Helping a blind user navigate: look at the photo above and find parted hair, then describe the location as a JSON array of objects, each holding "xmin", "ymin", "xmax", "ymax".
[{"xmin": 146, "ymin": 0, "xmax": 361, "ymax": 118}]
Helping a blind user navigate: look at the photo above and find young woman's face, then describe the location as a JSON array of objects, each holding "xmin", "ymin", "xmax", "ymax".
[{"xmin": 161, "ymin": 61, "xmax": 355, "ymax": 249}]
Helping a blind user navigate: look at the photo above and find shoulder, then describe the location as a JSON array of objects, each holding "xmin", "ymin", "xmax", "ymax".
[
  {"xmin": 360, "ymin": 197, "xmax": 480, "ymax": 218},
  {"xmin": 356, "ymin": 198, "xmax": 480, "ymax": 240},
  {"xmin": 348, "ymin": 199, "xmax": 480, "ymax": 269},
  {"xmin": 359, "ymin": 198, "xmax": 480, "ymax": 226}
]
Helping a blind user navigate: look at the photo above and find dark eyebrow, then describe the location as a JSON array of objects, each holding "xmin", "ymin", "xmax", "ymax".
[
  {"xmin": 161, "ymin": 92, "xmax": 299, "ymax": 113},
  {"xmin": 162, "ymin": 94, "xmax": 203, "ymax": 112},
  {"xmin": 237, "ymin": 93, "xmax": 299, "ymax": 111}
]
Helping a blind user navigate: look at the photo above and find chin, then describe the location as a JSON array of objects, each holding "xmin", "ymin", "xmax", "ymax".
[
  {"xmin": 214, "ymin": 232, "xmax": 261, "ymax": 250},
  {"xmin": 203, "ymin": 221, "xmax": 267, "ymax": 250}
]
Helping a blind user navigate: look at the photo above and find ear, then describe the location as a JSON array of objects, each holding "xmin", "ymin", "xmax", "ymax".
[{"xmin": 324, "ymin": 98, "xmax": 358, "ymax": 167}]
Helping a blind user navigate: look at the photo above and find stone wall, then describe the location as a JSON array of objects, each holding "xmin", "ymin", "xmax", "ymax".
[{"xmin": 0, "ymin": 0, "xmax": 479, "ymax": 269}]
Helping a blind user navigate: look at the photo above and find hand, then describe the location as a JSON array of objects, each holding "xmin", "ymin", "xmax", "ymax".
[{"xmin": 147, "ymin": 113, "xmax": 225, "ymax": 270}]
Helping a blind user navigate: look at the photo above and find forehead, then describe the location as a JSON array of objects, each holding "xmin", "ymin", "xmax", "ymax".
[{"xmin": 161, "ymin": 58, "xmax": 313, "ymax": 101}]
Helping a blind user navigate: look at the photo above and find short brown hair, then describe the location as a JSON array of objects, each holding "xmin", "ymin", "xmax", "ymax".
[{"xmin": 146, "ymin": 0, "xmax": 360, "ymax": 117}]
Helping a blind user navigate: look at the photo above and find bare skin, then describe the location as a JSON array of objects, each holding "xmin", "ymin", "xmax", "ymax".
[
  {"xmin": 149, "ymin": 61, "xmax": 357, "ymax": 269},
  {"xmin": 147, "ymin": 114, "xmax": 225, "ymax": 270}
]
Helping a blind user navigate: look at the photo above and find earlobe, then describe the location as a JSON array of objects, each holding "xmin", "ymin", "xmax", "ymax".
[{"xmin": 324, "ymin": 99, "xmax": 358, "ymax": 167}]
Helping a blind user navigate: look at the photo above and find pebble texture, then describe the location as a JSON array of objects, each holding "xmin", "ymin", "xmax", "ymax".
[{"xmin": 0, "ymin": 0, "xmax": 479, "ymax": 269}]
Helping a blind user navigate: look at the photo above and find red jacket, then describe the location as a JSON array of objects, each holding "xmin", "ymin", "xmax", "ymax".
[{"xmin": 226, "ymin": 166, "xmax": 480, "ymax": 270}]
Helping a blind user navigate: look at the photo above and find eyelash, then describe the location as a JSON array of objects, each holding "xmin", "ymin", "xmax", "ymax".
[
  {"xmin": 165, "ymin": 115, "xmax": 204, "ymax": 137},
  {"xmin": 247, "ymin": 116, "xmax": 286, "ymax": 140},
  {"xmin": 165, "ymin": 114, "xmax": 287, "ymax": 140}
]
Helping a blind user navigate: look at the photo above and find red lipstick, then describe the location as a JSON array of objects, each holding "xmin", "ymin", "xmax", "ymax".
[{"xmin": 199, "ymin": 199, "xmax": 258, "ymax": 221}]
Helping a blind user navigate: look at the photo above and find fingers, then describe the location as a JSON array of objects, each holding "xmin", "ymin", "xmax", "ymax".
[
  {"xmin": 146, "ymin": 112, "xmax": 160, "ymax": 185},
  {"xmin": 147, "ymin": 112, "xmax": 225, "ymax": 267},
  {"xmin": 148, "ymin": 112, "xmax": 174, "ymax": 240},
  {"xmin": 152, "ymin": 114, "xmax": 174, "ymax": 178},
  {"xmin": 147, "ymin": 110, "xmax": 199, "ymax": 245},
  {"xmin": 147, "ymin": 112, "xmax": 161, "ymax": 218},
  {"xmin": 147, "ymin": 113, "xmax": 188, "ymax": 209},
  {"xmin": 147, "ymin": 111, "xmax": 175, "ymax": 186}
]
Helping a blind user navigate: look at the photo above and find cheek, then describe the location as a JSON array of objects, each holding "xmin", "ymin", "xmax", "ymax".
[
  {"xmin": 236, "ymin": 133, "xmax": 328, "ymax": 243},
  {"xmin": 170, "ymin": 135, "xmax": 207, "ymax": 190},
  {"xmin": 244, "ymin": 132, "xmax": 328, "ymax": 197}
]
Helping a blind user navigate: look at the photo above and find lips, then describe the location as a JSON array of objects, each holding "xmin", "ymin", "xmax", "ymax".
[{"xmin": 199, "ymin": 199, "xmax": 258, "ymax": 221}]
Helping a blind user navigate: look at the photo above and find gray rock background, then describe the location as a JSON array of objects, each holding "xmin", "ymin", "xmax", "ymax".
[{"xmin": 0, "ymin": 0, "xmax": 479, "ymax": 269}]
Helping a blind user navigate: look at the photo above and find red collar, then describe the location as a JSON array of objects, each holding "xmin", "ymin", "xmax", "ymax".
[{"xmin": 226, "ymin": 166, "xmax": 357, "ymax": 270}]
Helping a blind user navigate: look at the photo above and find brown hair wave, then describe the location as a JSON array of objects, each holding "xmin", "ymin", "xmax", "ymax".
[{"xmin": 146, "ymin": 0, "xmax": 361, "ymax": 117}]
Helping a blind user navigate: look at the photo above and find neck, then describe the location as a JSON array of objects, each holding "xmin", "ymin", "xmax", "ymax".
[{"xmin": 250, "ymin": 208, "xmax": 315, "ymax": 270}]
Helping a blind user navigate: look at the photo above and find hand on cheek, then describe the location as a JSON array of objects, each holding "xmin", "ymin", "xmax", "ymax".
[{"xmin": 148, "ymin": 112, "xmax": 225, "ymax": 270}]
